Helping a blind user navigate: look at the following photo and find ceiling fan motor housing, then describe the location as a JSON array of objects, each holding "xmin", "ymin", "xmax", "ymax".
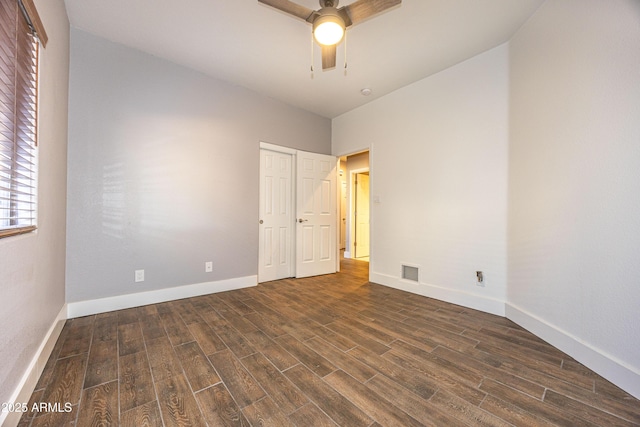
[{"xmin": 313, "ymin": 7, "xmax": 346, "ymax": 45}]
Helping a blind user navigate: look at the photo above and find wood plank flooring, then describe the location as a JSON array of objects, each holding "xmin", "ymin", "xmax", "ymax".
[{"xmin": 20, "ymin": 258, "xmax": 640, "ymax": 426}]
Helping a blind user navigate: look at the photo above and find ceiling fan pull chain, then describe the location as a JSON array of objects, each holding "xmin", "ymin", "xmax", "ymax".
[
  {"xmin": 310, "ymin": 30, "xmax": 315, "ymax": 79},
  {"xmin": 344, "ymin": 30, "xmax": 348, "ymax": 76}
]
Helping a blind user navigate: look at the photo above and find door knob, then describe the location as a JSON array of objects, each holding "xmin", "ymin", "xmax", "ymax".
[
  {"xmin": 259, "ymin": 220, "xmax": 263, "ymax": 224},
  {"xmin": 298, "ymin": 218, "xmax": 308, "ymax": 223}
]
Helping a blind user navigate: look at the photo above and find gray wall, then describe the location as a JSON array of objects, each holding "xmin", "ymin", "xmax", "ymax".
[
  {"xmin": 0, "ymin": 0, "xmax": 69, "ymax": 407},
  {"xmin": 66, "ymin": 29, "xmax": 331, "ymax": 302}
]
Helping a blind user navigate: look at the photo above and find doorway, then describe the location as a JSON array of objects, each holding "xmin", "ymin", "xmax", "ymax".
[{"xmin": 339, "ymin": 150, "xmax": 370, "ymax": 262}]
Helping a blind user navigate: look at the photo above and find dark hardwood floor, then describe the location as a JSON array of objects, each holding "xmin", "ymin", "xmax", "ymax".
[{"xmin": 20, "ymin": 258, "xmax": 640, "ymax": 426}]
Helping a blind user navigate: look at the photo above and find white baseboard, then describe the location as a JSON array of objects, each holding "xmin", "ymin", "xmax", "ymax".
[
  {"xmin": 370, "ymin": 271, "xmax": 505, "ymax": 316},
  {"xmin": 506, "ymin": 303, "xmax": 640, "ymax": 400},
  {"xmin": 67, "ymin": 275, "xmax": 258, "ymax": 318},
  {"xmin": 0, "ymin": 304, "xmax": 67, "ymax": 427},
  {"xmin": 369, "ymin": 272, "xmax": 639, "ymax": 399},
  {"xmin": 343, "ymin": 251, "xmax": 351, "ymax": 259}
]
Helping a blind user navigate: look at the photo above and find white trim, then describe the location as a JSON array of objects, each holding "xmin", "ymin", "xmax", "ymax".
[
  {"xmin": 333, "ymin": 146, "xmax": 371, "ymax": 159},
  {"xmin": 506, "ymin": 303, "xmax": 640, "ymax": 400},
  {"xmin": 343, "ymin": 251, "xmax": 351, "ymax": 258},
  {"xmin": 335, "ymin": 157, "xmax": 341, "ymax": 273},
  {"xmin": 368, "ymin": 144, "xmax": 374, "ymax": 278},
  {"xmin": 67, "ymin": 276, "xmax": 257, "ymax": 318},
  {"xmin": 259, "ymin": 141, "xmax": 297, "ymax": 155},
  {"xmin": 370, "ymin": 271, "xmax": 505, "ymax": 316},
  {"xmin": 361, "ymin": 269, "xmax": 640, "ymax": 399},
  {"xmin": 1, "ymin": 304, "xmax": 67, "ymax": 427}
]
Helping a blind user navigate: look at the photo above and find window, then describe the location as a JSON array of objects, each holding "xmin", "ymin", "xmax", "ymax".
[{"xmin": 0, "ymin": 0, "xmax": 46, "ymax": 238}]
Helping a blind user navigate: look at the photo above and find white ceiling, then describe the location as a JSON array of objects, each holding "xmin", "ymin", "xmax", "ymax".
[{"xmin": 63, "ymin": 0, "xmax": 544, "ymax": 118}]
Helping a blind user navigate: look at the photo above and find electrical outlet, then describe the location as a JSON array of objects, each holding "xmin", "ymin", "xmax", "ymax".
[
  {"xmin": 476, "ymin": 271, "xmax": 484, "ymax": 287},
  {"xmin": 135, "ymin": 269, "xmax": 145, "ymax": 282},
  {"xmin": 205, "ymin": 261, "xmax": 213, "ymax": 273}
]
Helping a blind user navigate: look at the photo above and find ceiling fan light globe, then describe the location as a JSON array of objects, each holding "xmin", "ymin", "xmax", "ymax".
[{"xmin": 313, "ymin": 15, "xmax": 345, "ymax": 46}]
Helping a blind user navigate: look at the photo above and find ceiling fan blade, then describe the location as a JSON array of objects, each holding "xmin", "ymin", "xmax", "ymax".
[
  {"xmin": 321, "ymin": 45, "xmax": 337, "ymax": 70},
  {"xmin": 341, "ymin": 0, "xmax": 401, "ymax": 26},
  {"xmin": 258, "ymin": 0, "xmax": 315, "ymax": 21}
]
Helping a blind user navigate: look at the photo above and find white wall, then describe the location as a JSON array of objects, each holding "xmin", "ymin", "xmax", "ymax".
[
  {"xmin": 333, "ymin": 44, "xmax": 509, "ymax": 315},
  {"xmin": 507, "ymin": 0, "xmax": 640, "ymax": 398},
  {"xmin": 0, "ymin": 0, "xmax": 69, "ymax": 412},
  {"xmin": 66, "ymin": 30, "xmax": 331, "ymax": 307}
]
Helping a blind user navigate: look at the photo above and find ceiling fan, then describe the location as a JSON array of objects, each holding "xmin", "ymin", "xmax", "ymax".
[{"xmin": 258, "ymin": 0, "xmax": 402, "ymax": 70}]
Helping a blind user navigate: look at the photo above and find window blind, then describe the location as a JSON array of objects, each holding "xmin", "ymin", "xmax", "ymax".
[{"xmin": 0, "ymin": 0, "xmax": 39, "ymax": 238}]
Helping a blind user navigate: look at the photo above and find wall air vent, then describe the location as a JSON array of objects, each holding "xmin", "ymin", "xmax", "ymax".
[{"xmin": 402, "ymin": 265, "xmax": 419, "ymax": 282}]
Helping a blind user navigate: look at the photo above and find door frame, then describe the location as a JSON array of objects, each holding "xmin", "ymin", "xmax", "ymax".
[{"xmin": 334, "ymin": 146, "xmax": 373, "ymax": 281}]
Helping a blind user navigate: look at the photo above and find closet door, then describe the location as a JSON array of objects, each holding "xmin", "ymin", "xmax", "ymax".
[
  {"xmin": 295, "ymin": 150, "xmax": 337, "ymax": 278},
  {"xmin": 258, "ymin": 149, "xmax": 293, "ymax": 282}
]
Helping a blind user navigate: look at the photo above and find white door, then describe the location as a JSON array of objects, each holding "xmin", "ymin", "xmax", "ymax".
[
  {"xmin": 259, "ymin": 149, "xmax": 293, "ymax": 282},
  {"xmin": 354, "ymin": 172, "xmax": 370, "ymax": 258},
  {"xmin": 296, "ymin": 151, "xmax": 337, "ymax": 278}
]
